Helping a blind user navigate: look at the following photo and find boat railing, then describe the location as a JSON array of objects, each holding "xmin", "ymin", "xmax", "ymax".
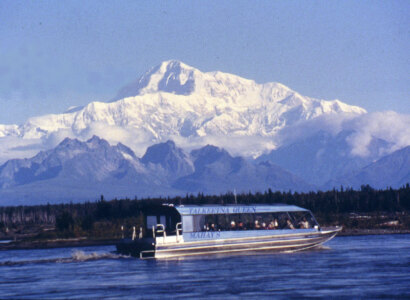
[
  {"xmin": 155, "ymin": 224, "xmax": 166, "ymax": 238},
  {"xmin": 140, "ymin": 250, "xmax": 155, "ymax": 259},
  {"xmin": 176, "ymin": 222, "xmax": 182, "ymax": 243}
]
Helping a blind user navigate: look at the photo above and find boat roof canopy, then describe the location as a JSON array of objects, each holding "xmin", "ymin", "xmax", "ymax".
[{"xmin": 174, "ymin": 204, "xmax": 309, "ymax": 216}]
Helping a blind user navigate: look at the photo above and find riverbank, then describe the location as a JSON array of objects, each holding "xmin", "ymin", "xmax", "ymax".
[{"xmin": 1, "ymin": 229, "xmax": 410, "ymax": 251}]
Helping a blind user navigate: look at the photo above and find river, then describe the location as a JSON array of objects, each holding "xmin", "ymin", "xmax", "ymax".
[{"xmin": 0, "ymin": 234, "xmax": 409, "ymax": 299}]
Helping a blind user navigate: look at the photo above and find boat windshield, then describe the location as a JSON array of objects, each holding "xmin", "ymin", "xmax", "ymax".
[{"xmin": 189, "ymin": 211, "xmax": 317, "ymax": 232}]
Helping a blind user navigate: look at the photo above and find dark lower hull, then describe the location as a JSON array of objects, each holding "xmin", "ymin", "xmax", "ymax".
[{"xmin": 116, "ymin": 238, "xmax": 155, "ymax": 257}]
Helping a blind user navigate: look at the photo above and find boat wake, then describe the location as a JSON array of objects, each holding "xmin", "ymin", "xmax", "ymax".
[
  {"xmin": 64, "ymin": 250, "xmax": 128, "ymax": 262},
  {"xmin": 283, "ymin": 244, "xmax": 332, "ymax": 254},
  {"xmin": 0, "ymin": 250, "xmax": 130, "ymax": 266},
  {"xmin": 315, "ymin": 245, "xmax": 332, "ymax": 250}
]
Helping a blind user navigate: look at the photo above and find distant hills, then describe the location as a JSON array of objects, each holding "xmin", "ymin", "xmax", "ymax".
[
  {"xmin": 256, "ymin": 129, "xmax": 391, "ymax": 186},
  {"xmin": 0, "ymin": 136, "xmax": 408, "ymax": 205},
  {"xmin": 0, "ymin": 137, "xmax": 310, "ymax": 205},
  {"xmin": 328, "ymin": 146, "xmax": 410, "ymax": 190}
]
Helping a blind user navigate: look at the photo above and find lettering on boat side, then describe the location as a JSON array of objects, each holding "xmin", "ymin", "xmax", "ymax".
[
  {"xmin": 189, "ymin": 231, "xmax": 221, "ymax": 239},
  {"xmin": 188, "ymin": 207, "xmax": 257, "ymax": 215}
]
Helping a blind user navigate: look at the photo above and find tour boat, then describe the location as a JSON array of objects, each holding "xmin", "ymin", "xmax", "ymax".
[{"xmin": 116, "ymin": 204, "xmax": 341, "ymax": 259}]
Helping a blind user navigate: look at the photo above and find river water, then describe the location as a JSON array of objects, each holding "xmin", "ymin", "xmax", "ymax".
[{"xmin": 0, "ymin": 234, "xmax": 409, "ymax": 299}]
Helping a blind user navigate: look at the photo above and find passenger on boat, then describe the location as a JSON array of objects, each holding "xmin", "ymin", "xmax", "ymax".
[
  {"xmin": 210, "ymin": 223, "xmax": 217, "ymax": 231},
  {"xmin": 254, "ymin": 220, "xmax": 261, "ymax": 229},
  {"xmin": 230, "ymin": 221, "xmax": 236, "ymax": 230},
  {"xmin": 268, "ymin": 218, "xmax": 278, "ymax": 229},
  {"xmin": 238, "ymin": 221, "xmax": 245, "ymax": 230},
  {"xmin": 286, "ymin": 219, "xmax": 295, "ymax": 229},
  {"xmin": 262, "ymin": 222, "xmax": 267, "ymax": 229},
  {"xmin": 299, "ymin": 218, "xmax": 310, "ymax": 229}
]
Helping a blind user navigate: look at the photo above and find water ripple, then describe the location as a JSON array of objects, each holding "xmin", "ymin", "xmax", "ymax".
[{"xmin": 0, "ymin": 235, "xmax": 409, "ymax": 299}]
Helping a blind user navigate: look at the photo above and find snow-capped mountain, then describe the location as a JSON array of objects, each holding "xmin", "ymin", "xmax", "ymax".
[
  {"xmin": 0, "ymin": 60, "xmax": 408, "ymax": 198},
  {"xmin": 0, "ymin": 60, "xmax": 366, "ymax": 160}
]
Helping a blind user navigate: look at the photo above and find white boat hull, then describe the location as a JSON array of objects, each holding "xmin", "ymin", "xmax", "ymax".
[{"xmin": 150, "ymin": 227, "xmax": 341, "ymax": 259}]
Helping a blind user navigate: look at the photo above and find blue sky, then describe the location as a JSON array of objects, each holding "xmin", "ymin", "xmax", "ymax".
[{"xmin": 0, "ymin": 0, "xmax": 409, "ymax": 124}]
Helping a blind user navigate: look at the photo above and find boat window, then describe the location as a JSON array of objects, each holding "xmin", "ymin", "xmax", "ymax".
[
  {"xmin": 147, "ymin": 216, "xmax": 157, "ymax": 229},
  {"xmin": 195, "ymin": 212, "xmax": 311, "ymax": 232},
  {"xmin": 160, "ymin": 215, "xmax": 166, "ymax": 228},
  {"xmin": 182, "ymin": 216, "xmax": 194, "ymax": 232},
  {"xmin": 288, "ymin": 211, "xmax": 318, "ymax": 229},
  {"xmin": 193, "ymin": 215, "xmax": 206, "ymax": 232}
]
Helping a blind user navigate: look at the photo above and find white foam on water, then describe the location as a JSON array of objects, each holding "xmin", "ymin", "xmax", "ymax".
[
  {"xmin": 60, "ymin": 250, "xmax": 129, "ymax": 263},
  {"xmin": 0, "ymin": 250, "xmax": 130, "ymax": 266}
]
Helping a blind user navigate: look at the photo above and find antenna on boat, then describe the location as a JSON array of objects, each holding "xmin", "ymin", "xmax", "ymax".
[{"xmin": 234, "ymin": 188, "xmax": 237, "ymax": 205}]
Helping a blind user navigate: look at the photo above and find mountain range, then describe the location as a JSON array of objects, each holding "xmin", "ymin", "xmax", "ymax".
[
  {"xmin": 0, "ymin": 136, "xmax": 408, "ymax": 205},
  {"xmin": 0, "ymin": 60, "xmax": 409, "ymax": 204},
  {"xmin": 0, "ymin": 137, "xmax": 313, "ymax": 205}
]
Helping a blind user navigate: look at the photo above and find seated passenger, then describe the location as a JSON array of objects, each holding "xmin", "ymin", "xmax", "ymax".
[
  {"xmin": 299, "ymin": 218, "xmax": 310, "ymax": 229},
  {"xmin": 230, "ymin": 221, "xmax": 236, "ymax": 230},
  {"xmin": 286, "ymin": 219, "xmax": 295, "ymax": 229},
  {"xmin": 268, "ymin": 219, "xmax": 279, "ymax": 229},
  {"xmin": 210, "ymin": 223, "xmax": 217, "ymax": 231},
  {"xmin": 238, "ymin": 221, "xmax": 245, "ymax": 230},
  {"xmin": 254, "ymin": 220, "xmax": 261, "ymax": 229}
]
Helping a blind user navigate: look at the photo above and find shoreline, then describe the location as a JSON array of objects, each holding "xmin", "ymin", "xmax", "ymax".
[{"xmin": 1, "ymin": 229, "xmax": 409, "ymax": 251}]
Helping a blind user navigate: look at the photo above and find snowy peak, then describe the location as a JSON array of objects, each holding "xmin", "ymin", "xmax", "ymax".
[
  {"xmin": 114, "ymin": 60, "xmax": 198, "ymax": 99},
  {"xmin": 112, "ymin": 60, "xmax": 365, "ymax": 120},
  {"xmin": 114, "ymin": 59, "xmax": 291, "ymax": 102},
  {"xmin": 154, "ymin": 60, "xmax": 196, "ymax": 95},
  {"xmin": 0, "ymin": 60, "xmax": 373, "ymax": 163}
]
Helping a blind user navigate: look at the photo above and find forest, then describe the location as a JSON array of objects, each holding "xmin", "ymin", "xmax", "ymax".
[{"xmin": 0, "ymin": 184, "xmax": 409, "ymax": 241}]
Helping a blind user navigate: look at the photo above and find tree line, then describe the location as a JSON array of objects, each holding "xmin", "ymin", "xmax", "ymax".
[{"xmin": 0, "ymin": 184, "xmax": 409, "ymax": 238}]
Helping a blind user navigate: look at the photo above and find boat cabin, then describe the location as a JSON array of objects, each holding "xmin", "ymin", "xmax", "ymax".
[
  {"xmin": 142, "ymin": 205, "xmax": 181, "ymax": 238},
  {"xmin": 142, "ymin": 204, "xmax": 319, "ymax": 242}
]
